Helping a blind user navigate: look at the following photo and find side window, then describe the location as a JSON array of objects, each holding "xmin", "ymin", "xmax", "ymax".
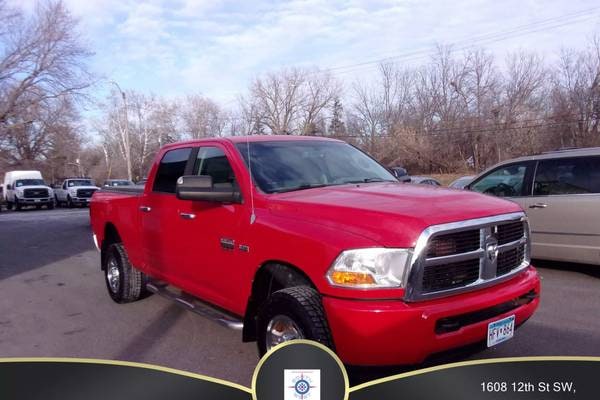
[
  {"xmin": 62, "ymin": 182, "xmax": 67, "ymax": 190},
  {"xmin": 193, "ymin": 147, "xmax": 236, "ymax": 188},
  {"xmin": 533, "ymin": 157, "xmax": 600, "ymax": 195},
  {"xmin": 470, "ymin": 163, "xmax": 528, "ymax": 197},
  {"xmin": 152, "ymin": 147, "xmax": 192, "ymax": 193}
]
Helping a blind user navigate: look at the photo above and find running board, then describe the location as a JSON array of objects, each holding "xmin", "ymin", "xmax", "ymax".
[{"xmin": 146, "ymin": 282, "xmax": 244, "ymax": 331}]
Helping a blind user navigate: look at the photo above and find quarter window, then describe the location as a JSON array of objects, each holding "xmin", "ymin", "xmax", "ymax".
[
  {"xmin": 193, "ymin": 147, "xmax": 237, "ymax": 188},
  {"xmin": 533, "ymin": 157, "xmax": 600, "ymax": 195},
  {"xmin": 152, "ymin": 148, "xmax": 192, "ymax": 193},
  {"xmin": 470, "ymin": 163, "xmax": 528, "ymax": 197}
]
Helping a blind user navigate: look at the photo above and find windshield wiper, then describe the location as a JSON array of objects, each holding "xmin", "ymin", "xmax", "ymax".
[
  {"xmin": 342, "ymin": 178, "xmax": 396, "ymax": 184},
  {"xmin": 274, "ymin": 183, "xmax": 332, "ymax": 193}
]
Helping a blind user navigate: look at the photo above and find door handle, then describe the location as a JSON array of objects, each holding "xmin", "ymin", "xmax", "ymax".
[
  {"xmin": 179, "ymin": 212, "xmax": 196, "ymax": 220},
  {"xmin": 139, "ymin": 206, "xmax": 152, "ymax": 212},
  {"xmin": 529, "ymin": 203, "xmax": 547, "ymax": 209}
]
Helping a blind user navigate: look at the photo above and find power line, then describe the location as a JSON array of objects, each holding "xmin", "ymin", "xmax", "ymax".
[{"xmin": 304, "ymin": 7, "xmax": 600, "ymax": 77}]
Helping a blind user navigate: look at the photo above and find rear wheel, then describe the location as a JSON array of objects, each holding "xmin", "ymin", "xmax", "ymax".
[
  {"xmin": 257, "ymin": 286, "xmax": 333, "ymax": 356},
  {"xmin": 103, "ymin": 243, "xmax": 145, "ymax": 303}
]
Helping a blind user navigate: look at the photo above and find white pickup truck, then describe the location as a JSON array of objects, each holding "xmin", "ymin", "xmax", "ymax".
[
  {"xmin": 3, "ymin": 170, "xmax": 54, "ymax": 211},
  {"xmin": 54, "ymin": 178, "xmax": 100, "ymax": 208}
]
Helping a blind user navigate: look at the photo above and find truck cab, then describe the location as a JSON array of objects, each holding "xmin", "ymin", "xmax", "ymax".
[
  {"xmin": 3, "ymin": 170, "xmax": 54, "ymax": 211},
  {"xmin": 54, "ymin": 178, "xmax": 100, "ymax": 208}
]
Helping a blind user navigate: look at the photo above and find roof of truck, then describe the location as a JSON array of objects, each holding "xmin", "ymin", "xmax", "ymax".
[{"xmin": 164, "ymin": 135, "xmax": 343, "ymax": 149}]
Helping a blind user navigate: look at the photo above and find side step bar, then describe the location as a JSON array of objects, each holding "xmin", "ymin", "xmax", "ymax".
[{"xmin": 146, "ymin": 282, "xmax": 244, "ymax": 331}]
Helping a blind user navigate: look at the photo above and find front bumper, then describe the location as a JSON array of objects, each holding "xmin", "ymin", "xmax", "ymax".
[
  {"xmin": 323, "ymin": 266, "xmax": 540, "ymax": 366},
  {"xmin": 71, "ymin": 197, "xmax": 91, "ymax": 204},
  {"xmin": 17, "ymin": 197, "xmax": 53, "ymax": 204}
]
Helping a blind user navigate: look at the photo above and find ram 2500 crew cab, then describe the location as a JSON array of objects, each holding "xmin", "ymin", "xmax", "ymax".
[{"xmin": 90, "ymin": 136, "xmax": 540, "ymax": 365}]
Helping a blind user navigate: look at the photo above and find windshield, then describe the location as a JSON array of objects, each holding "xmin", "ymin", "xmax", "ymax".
[
  {"xmin": 68, "ymin": 179, "xmax": 93, "ymax": 187},
  {"xmin": 15, "ymin": 179, "xmax": 45, "ymax": 187},
  {"xmin": 236, "ymin": 140, "xmax": 397, "ymax": 194}
]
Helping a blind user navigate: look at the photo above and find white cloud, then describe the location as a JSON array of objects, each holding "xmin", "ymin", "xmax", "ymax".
[{"xmin": 8, "ymin": 0, "xmax": 600, "ymax": 104}]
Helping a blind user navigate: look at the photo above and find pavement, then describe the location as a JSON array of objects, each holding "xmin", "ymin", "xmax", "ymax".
[{"xmin": 0, "ymin": 208, "xmax": 599, "ymax": 386}]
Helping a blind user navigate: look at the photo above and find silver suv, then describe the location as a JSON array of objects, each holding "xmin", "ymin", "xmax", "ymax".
[{"xmin": 468, "ymin": 147, "xmax": 600, "ymax": 266}]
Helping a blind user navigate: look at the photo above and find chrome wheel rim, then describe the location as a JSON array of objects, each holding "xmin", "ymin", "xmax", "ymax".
[
  {"xmin": 265, "ymin": 315, "xmax": 303, "ymax": 351},
  {"xmin": 106, "ymin": 257, "xmax": 120, "ymax": 293}
]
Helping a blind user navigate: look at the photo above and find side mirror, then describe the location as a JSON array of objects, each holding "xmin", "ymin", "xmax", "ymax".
[{"xmin": 176, "ymin": 175, "xmax": 241, "ymax": 203}]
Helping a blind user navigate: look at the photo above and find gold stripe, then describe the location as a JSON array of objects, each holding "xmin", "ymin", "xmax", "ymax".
[
  {"xmin": 2, "ymin": 354, "xmax": 598, "ymax": 395},
  {"xmin": 0, "ymin": 357, "xmax": 252, "ymax": 394},
  {"xmin": 350, "ymin": 356, "xmax": 600, "ymax": 392}
]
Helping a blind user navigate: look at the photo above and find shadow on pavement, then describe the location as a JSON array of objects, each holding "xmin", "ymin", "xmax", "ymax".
[
  {"xmin": 533, "ymin": 259, "xmax": 600, "ymax": 279},
  {"xmin": 0, "ymin": 209, "xmax": 94, "ymax": 280}
]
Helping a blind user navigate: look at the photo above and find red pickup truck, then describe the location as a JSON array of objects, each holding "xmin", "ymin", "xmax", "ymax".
[{"xmin": 90, "ymin": 136, "xmax": 540, "ymax": 365}]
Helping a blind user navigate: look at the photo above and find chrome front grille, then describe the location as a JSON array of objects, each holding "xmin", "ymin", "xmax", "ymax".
[
  {"xmin": 77, "ymin": 188, "xmax": 96, "ymax": 198},
  {"xmin": 24, "ymin": 188, "xmax": 49, "ymax": 198},
  {"xmin": 405, "ymin": 212, "xmax": 530, "ymax": 301}
]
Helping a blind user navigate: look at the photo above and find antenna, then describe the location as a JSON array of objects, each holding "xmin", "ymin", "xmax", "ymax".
[{"xmin": 246, "ymin": 135, "xmax": 256, "ymax": 224}]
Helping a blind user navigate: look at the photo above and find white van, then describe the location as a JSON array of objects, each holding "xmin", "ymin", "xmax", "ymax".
[{"xmin": 3, "ymin": 171, "xmax": 54, "ymax": 211}]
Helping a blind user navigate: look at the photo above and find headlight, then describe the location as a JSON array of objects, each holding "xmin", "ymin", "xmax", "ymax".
[{"xmin": 326, "ymin": 248, "xmax": 412, "ymax": 288}]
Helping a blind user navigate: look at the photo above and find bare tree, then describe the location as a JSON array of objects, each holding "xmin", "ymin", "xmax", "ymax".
[{"xmin": 181, "ymin": 94, "xmax": 227, "ymax": 139}]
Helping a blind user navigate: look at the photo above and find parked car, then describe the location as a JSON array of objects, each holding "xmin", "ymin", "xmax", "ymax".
[
  {"xmin": 54, "ymin": 178, "xmax": 100, "ymax": 208},
  {"xmin": 90, "ymin": 136, "xmax": 539, "ymax": 365},
  {"xmin": 409, "ymin": 176, "xmax": 442, "ymax": 186},
  {"xmin": 3, "ymin": 170, "xmax": 54, "ymax": 211},
  {"xmin": 103, "ymin": 179, "xmax": 134, "ymax": 187},
  {"xmin": 449, "ymin": 175, "xmax": 475, "ymax": 189},
  {"xmin": 389, "ymin": 166, "xmax": 410, "ymax": 182},
  {"xmin": 467, "ymin": 147, "xmax": 600, "ymax": 265}
]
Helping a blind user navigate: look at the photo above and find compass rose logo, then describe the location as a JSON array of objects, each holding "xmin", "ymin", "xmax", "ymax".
[{"xmin": 284, "ymin": 369, "xmax": 321, "ymax": 400}]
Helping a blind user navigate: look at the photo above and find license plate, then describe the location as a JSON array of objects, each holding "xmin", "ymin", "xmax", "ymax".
[{"xmin": 487, "ymin": 314, "xmax": 515, "ymax": 347}]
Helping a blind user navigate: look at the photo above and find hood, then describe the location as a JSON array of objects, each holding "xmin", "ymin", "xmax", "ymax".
[
  {"xmin": 69, "ymin": 186, "xmax": 99, "ymax": 190},
  {"xmin": 15, "ymin": 185, "xmax": 52, "ymax": 191},
  {"xmin": 266, "ymin": 182, "xmax": 522, "ymax": 247}
]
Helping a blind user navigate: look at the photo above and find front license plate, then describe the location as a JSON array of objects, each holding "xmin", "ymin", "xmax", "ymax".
[{"xmin": 487, "ymin": 314, "xmax": 515, "ymax": 347}]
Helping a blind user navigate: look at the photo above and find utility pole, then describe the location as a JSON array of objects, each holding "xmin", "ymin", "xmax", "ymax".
[{"xmin": 110, "ymin": 81, "xmax": 132, "ymax": 181}]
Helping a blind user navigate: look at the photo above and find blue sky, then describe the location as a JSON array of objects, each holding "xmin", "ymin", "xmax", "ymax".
[{"xmin": 12, "ymin": 0, "xmax": 600, "ymax": 105}]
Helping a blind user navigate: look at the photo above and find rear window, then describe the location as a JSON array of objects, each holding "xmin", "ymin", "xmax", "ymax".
[
  {"xmin": 152, "ymin": 148, "xmax": 192, "ymax": 193},
  {"xmin": 534, "ymin": 156, "xmax": 600, "ymax": 195}
]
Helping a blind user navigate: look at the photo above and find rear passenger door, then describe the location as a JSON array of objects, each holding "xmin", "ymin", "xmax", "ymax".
[
  {"xmin": 140, "ymin": 147, "xmax": 193, "ymax": 281},
  {"xmin": 524, "ymin": 156, "xmax": 600, "ymax": 264}
]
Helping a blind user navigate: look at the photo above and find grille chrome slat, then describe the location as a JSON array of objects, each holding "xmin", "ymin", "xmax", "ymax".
[
  {"xmin": 405, "ymin": 212, "xmax": 531, "ymax": 302},
  {"xmin": 425, "ymin": 249, "xmax": 484, "ymax": 266}
]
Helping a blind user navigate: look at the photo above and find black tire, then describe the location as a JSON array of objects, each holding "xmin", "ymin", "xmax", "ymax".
[
  {"xmin": 47, "ymin": 202, "xmax": 54, "ymax": 210},
  {"xmin": 257, "ymin": 286, "xmax": 333, "ymax": 356},
  {"xmin": 54, "ymin": 195, "xmax": 60, "ymax": 207},
  {"xmin": 67, "ymin": 195, "xmax": 73, "ymax": 208},
  {"xmin": 6, "ymin": 202, "xmax": 12, "ymax": 210},
  {"xmin": 15, "ymin": 198, "xmax": 21, "ymax": 211},
  {"xmin": 103, "ymin": 243, "xmax": 144, "ymax": 303}
]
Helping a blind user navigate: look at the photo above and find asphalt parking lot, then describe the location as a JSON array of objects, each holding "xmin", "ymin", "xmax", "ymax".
[{"xmin": 0, "ymin": 208, "xmax": 599, "ymax": 386}]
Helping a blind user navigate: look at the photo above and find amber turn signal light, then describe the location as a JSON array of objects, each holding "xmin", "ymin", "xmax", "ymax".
[{"xmin": 330, "ymin": 271, "xmax": 376, "ymax": 286}]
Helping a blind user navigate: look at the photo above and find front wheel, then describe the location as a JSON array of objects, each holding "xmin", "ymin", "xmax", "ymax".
[
  {"xmin": 14, "ymin": 198, "xmax": 21, "ymax": 211},
  {"xmin": 103, "ymin": 243, "xmax": 145, "ymax": 303},
  {"xmin": 257, "ymin": 286, "xmax": 333, "ymax": 356},
  {"xmin": 67, "ymin": 195, "xmax": 73, "ymax": 208}
]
